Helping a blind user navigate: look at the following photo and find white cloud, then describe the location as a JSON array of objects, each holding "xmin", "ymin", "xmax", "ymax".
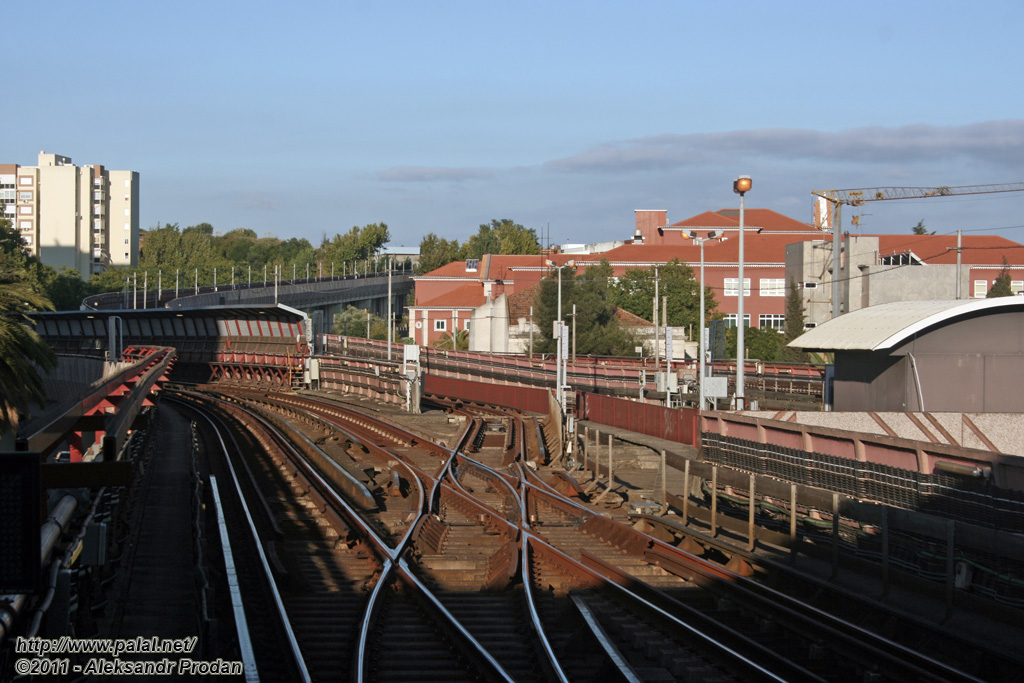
[{"xmin": 545, "ymin": 120, "xmax": 1024, "ymax": 174}]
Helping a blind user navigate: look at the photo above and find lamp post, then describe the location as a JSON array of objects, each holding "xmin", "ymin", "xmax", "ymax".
[
  {"xmin": 544, "ymin": 258, "xmax": 576, "ymax": 415},
  {"xmin": 689, "ymin": 230, "xmax": 720, "ymax": 410},
  {"xmin": 733, "ymin": 174, "xmax": 752, "ymax": 410}
]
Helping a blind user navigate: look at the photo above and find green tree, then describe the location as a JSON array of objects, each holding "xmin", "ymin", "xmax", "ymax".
[
  {"xmin": 988, "ymin": 258, "xmax": 1014, "ymax": 298},
  {"xmin": 611, "ymin": 259, "xmax": 714, "ymax": 333},
  {"xmin": 780, "ymin": 277, "xmax": 808, "ymax": 362},
  {"xmin": 43, "ymin": 267, "xmax": 94, "ymax": 311},
  {"xmin": 494, "ymin": 219, "xmax": 541, "ymax": 255},
  {"xmin": 433, "ymin": 329, "xmax": 469, "ymax": 350},
  {"xmin": 535, "ymin": 260, "xmax": 638, "ymax": 356},
  {"xmin": 460, "ymin": 223, "xmax": 501, "ymax": 261},
  {"xmin": 418, "ymin": 233, "xmax": 462, "ymax": 274},
  {"xmin": 319, "ymin": 223, "xmax": 391, "ymax": 268},
  {"xmin": 331, "ymin": 305, "xmax": 388, "ymax": 339},
  {"xmin": 911, "ymin": 220, "xmax": 934, "ymax": 235},
  {"xmin": 724, "ymin": 325, "xmax": 786, "ymax": 362},
  {"xmin": 0, "ymin": 219, "xmax": 57, "ymax": 434},
  {"xmin": 460, "ymin": 219, "xmax": 541, "ymax": 260}
]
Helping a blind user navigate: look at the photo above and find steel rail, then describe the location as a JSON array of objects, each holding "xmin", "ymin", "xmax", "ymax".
[
  {"xmin": 279, "ymin": 392, "xmax": 793, "ymax": 678},
  {"xmin": 217, "ymin": 389, "xmax": 959, "ymax": 680},
  {"xmin": 177, "ymin": 397, "xmax": 309, "ymax": 683},
  {"xmin": 198, "ymin": 392, "xmax": 521, "ymax": 682},
  {"xmin": 521, "ymin": 470, "xmax": 985, "ymax": 682}
]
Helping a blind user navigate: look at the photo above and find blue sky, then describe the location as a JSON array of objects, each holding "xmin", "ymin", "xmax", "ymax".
[{"xmin": 6, "ymin": 1, "xmax": 1024, "ymax": 248}]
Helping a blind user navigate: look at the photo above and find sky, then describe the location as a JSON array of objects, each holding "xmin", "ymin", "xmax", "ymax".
[{"xmin": 6, "ymin": 1, "xmax": 1024, "ymax": 249}]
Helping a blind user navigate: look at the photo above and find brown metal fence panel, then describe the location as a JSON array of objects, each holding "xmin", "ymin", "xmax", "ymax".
[
  {"xmin": 578, "ymin": 392, "xmax": 699, "ymax": 448},
  {"xmin": 422, "ymin": 374, "xmax": 551, "ymax": 414}
]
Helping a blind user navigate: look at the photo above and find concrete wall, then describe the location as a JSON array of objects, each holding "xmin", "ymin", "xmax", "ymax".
[
  {"xmin": 785, "ymin": 240, "xmax": 833, "ymax": 328},
  {"xmin": 469, "ymin": 294, "xmax": 509, "ymax": 353},
  {"xmin": 834, "ymin": 307, "xmax": 1024, "ymax": 412}
]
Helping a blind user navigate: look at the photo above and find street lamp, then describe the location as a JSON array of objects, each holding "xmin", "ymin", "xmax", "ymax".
[
  {"xmin": 544, "ymin": 258, "xmax": 576, "ymax": 416},
  {"xmin": 689, "ymin": 230, "xmax": 721, "ymax": 410},
  {"xmin": 733, "ymin": 174, "xmax": 752, "ymax": 410}
]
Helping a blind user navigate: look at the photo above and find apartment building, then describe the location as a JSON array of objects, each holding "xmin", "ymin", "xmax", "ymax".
[{"xmin": 0, "ymin": 151, "xmax": 139, "ymax": 278}]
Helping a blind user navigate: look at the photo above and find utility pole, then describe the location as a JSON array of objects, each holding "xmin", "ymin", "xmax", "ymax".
[
  {"xmin": 571, "ymin": 303, "xmax": 576, "ymax": 364},
  {"xmin": 387, "ymin": 258, "xmax": 393, "ymax": 361},
  {"xmin": 529, "ymin": 306, "xmax": 534, "ymax": 359},
  {"xmin": 956, "ymin": 230, "xmax": 962, "ymax": 299},
  {"xmin": 663, "ymin": 295, "xmax": 671, "ymax": 407},
  {"xmin": 653, "ymin": 266, "xmax": 659, "ymax": 367}
]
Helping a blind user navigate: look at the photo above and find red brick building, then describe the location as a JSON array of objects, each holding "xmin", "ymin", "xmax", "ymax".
[{"xmin": 410, "ymin": 208, "xmax": 1024, "ymax": 348}]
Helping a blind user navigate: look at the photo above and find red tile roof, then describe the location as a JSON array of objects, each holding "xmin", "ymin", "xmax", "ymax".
[
  {"xmin": 413, "ymin": 283, "xmax": 486, "ymax": 308},
  {"xmin": 673, "ymin": 208, "xmax": 817, "ymax": 233},
  {"xmin": 506, "ymin": 284, "xmax": 540, "ymax": 320},
  {"xmin": 594, "ymin": 233, "xmax": 826, "ymax": 266},
  {"xmin": 876, "ymin": 234, "xmax": 1024, "ymax": 265}
]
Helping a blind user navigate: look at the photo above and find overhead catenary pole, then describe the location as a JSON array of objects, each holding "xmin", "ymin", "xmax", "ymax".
[
  {"xmin": 956, "ymin": 230, "xmax": 962, "ymax": 299},
  {"xmin": 529, "ymin": 306, "xmax": 534, "ymax": 359},
  {"xmin": 833, "ymin": 202, "xmax": 842, "ymax": 319},
  {"xmin": 653, "ymin": 266, "xmax": 659, "ymax": 367},
  {"xmin": 571, "ymin": 303, "xmax": 576, "ymax": 364},
  {"xmin": 688, "ymin": 230, "xmax": 720, "ymax": 410},
  {"xmin": 387, "ymin": 258, "xmax": 393, "ymax": 361}
]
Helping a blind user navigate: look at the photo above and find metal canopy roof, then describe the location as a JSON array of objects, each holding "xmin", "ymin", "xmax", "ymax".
[{"xmin": 789, "ymin": 298, "xmax": 1024, "ymax": 351}]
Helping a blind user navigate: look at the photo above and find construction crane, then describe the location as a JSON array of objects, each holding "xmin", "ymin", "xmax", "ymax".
[{"xmin": 810, "ymin": 182, "xmax": 1024, "ymax": 318}]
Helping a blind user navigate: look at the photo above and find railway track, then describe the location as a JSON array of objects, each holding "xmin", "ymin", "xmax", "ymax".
[{"xmin": 171, "ymin": 387, "xmax": 995, "ymax": 681}]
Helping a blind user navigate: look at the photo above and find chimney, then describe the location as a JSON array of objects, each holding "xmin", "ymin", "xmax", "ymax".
[{"xmin": 634, "ymin": 210, "xmax": 668, "ymax": 243}]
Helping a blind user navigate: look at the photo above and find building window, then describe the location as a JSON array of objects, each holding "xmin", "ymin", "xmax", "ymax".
[
  {"xmin": 723, "ymin": 278, "xmax": 751, "ymax": 296},
  {"xmin": 124, "ymin": 252, "xmax": 129, "ymax": 259},
  {"xmin": 434, "ymin": 319, "xmax": 447, "ymax": 332},
  {"xmin": 974, "ymin": 280, "xmax": 987, "ymax": 298},
  {"xmin": 759, "ymin": 279, "xmax": 785, "ymax": 296},
  {"xmin": 124, "ymin": 179, "xmax": 131, "ymax": 187},
  {"xmin": 464, "ymin": 320, "xmax": 471, "ymax": 331},
  {"xmin": 19, "ymin": 176, "xmax": 33, "ymax": 186},
  {"xmin": 1013, "ymin": 281, "xmax": 1024, "ymax": 295},
  {"xmin": 124, "ymin": 208, "xmax": 130, "ymax": 216},
  {"xmin": 18, "ymin": 192, "xmax": 32, "ymax": 202},
  {"xmin": 125, "ymin": 238, "xmax": 130, "ymax": 245},
  {"xmin": 759, "ymin": 314, "xmax": 785, "ymax": 330},
  {"xmin": 18, "ymin": 205, "xmax": 32, "ymax": 215},
  {"xmin": 724, "ymin": 314, "xmax": 751, "ymax": 328},
  {"xmin": 124, "ymin": 222, "xmax": 131, "ymax": 231},
  {"xmin": 19, "ymin": 221, "xmax": 32, "ymax": 231}
]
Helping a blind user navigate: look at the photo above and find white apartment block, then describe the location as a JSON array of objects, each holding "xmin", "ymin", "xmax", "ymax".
[{"xmin": 1, "ymin": 151, "xmax": 139, "ymax": 278}]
